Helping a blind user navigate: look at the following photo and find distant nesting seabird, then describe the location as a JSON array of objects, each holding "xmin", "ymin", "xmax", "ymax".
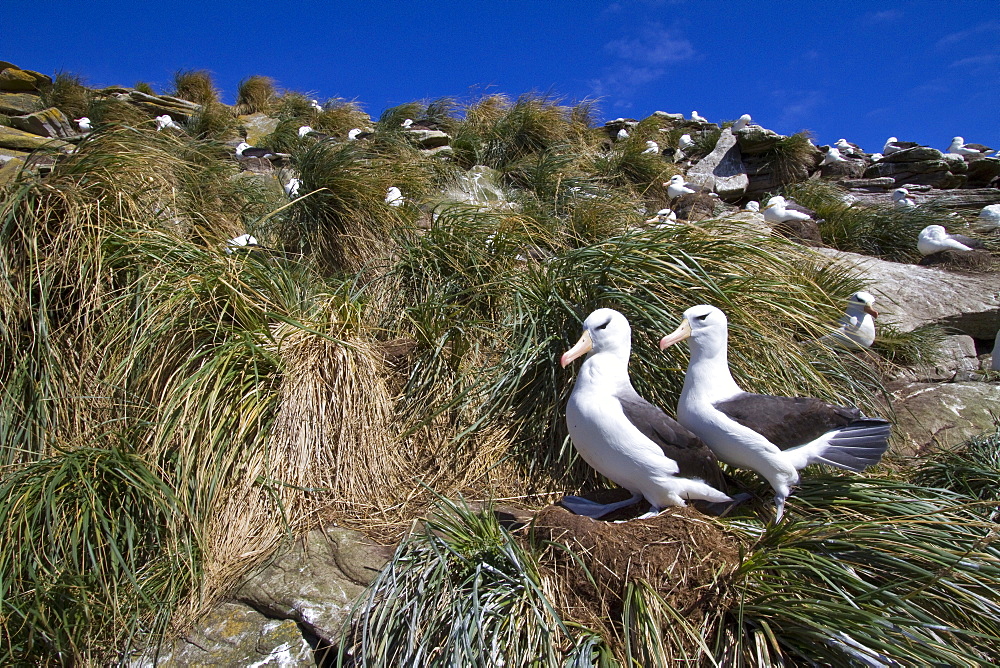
[
  {"xmin": 225, "ymin": 233, "xmax": 259, "ymax": 254},
  {"xmin": 834, "ymin": 138, "xmax": 861, "ymax": 156},
  {"xmin": 284, "ymin": 177, "xmax": 301, "ymax": 198},
  {"xmin": 678, "ymin": 134, "xmax": 695, "ymax": 151},
  {"xmin": 882, "ymin": 137, "xmax": 918, "ymax": 156},
  {"xmin": 385, "ymin": 186, "xmax": 404, "ymax": 207},
  {"xmin": 559, "ymin": 308, "xmax": 732, "ymax": 518},
  {"xmin": 947, "ymin": 137, "xmax": 993, "ymax": 159},
  {"xmin": 75, "ymin": 117, "xmax": 92, "ymax": 132},
  {"xmin": 298, "ymin": 125, "xmax": 314, "ymax": 138},
  {"xmin": 401, "ymin": 118, "xmax": 414, "ymax": 129},
  {"xmin": 616, "ymin": 127, "xmax": 630, "ymax": 141},
  {"xmin": 891, "ymin": 188, "xmax": 915, "ymax": 208},
  {"xmin": 691, "ymin": 111, "xmax": 708, "ymax": 123},
  {"xmin": 764, "ymin": 196, "xmax": 815, "ymax": 224},
  {"xmin": 235, "ymin": 142, "xmax": 291, "ymax": 160},
  {"xmin": 917, "ymin": 225, "xmax": 982, "ymax": 255},
  {"xmin": 310, "ymin": 99, "xmax": 323, "ymax": 112},
  {"xmin": 660, "ymin": 305, "xmax": 891, "ymax": 520},
  {"xmin": 643, "ymin": 140, "xmax": 660, "ymax": 154},
  {"xmin": 666, "ymin": 175, "xmax": 697, "ymax": 199},
  {"xmin": 155, "ymin": 114, "xmax": 183, "ymax": 132},
  {"xmin": 347, "ymin": 128, "xmax": 362, "ymax": 140},
  {"xmin": 820, "ymin": 147, "xmax": 848, "ymax": 165},
  {"xmin": 731, "ymin": 114, "xmax": 752, "ymax": 132},
  {"xmin": 744, "ymin": 201, "xmax": 760, "ymax": 213},
  {"xmin": 816, "ymin": 291, "xmax": 879, "ymax": 350}
]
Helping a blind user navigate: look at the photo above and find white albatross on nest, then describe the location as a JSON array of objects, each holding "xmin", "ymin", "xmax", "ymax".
[
  {"xmin": 820, "ymin": 147, "xmax": 847, "ymax": 165},
  {"xmin": 947, "ymin": 137, "xmax": 993, "ymax": 159},
  {"xmin": 659, "ymin": 305, "xmax": 891, "ymax": 520},
  {"xmin": 559, "ymin": 308, "xmax": 733, "ymax": 518},
  {"xmin": 643, "ymin": 140, "xmax": 660, "ymax": 154},
  {"xmin": 385, "ymin": 186, "xmax": 404, "ymax": 207},
  {"xmin": 645, "ymin": 208, "xmax": 678, "ymax": 227},
  {"xmin": 690, "ymin": 111, "xmax": 708, "ymax": 123},
  {"xmin": 284, "ymin": 177, "xmax": 302, "ymax": 198},
  {"xmin": 75, "ymin": 117, "xmax": 92, "ymax": 132},
  {"xmin": 731, "ymin": 114, "xmax": 751, "ymax": 132},
  {"xmin": 666, "ymin": 174, "xmax": 697, "ymax": 199},
  {"xmin": 235, "ymin": 142, "xmax": 291, "ymax": 160},
  {"xmin": 225, "ymin": 233, "xmax": 258, "ymax": 254},
  {"xmin": 892, "ymin": 188, "xmax": 916, "ymax": 208},
  {"xmin": 678, "ymin": 134, "xmax": 695, "ymax": 152},
  {"xmin": 917, "ymin": 224, "xmax": 982, "ymax": 255},
  {"xmin": 763, "ymin": 196, "xmax": 815, "ymax": 224},
  {"xmin": 815, "ymin": 291, "xmax": 879, "ymax": 350}
]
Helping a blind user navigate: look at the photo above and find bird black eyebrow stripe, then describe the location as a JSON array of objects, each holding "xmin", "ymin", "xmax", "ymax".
[{"xmin": 596, "ymin": 317, "xmax": 613, "ymax": 330}]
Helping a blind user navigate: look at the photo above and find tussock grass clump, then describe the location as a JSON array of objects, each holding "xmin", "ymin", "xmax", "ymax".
[
  {"xmin": 186, "ymin": 101, "xmax": 239, "ymax": 140},
  {"xmin": 785, "ymin": 180, "xmax": 941, "ymax": 261},
  {"xmin": 762, "ymin": 131, "xmax": 820, "ymax": 185},
  {"xmin": 41, "ymin": 70, "xmax": 91, "ymax": 120},
  {"xmin": 171, "ymin": 69, "xmax": 219, "ymax": 105},
  {"xmin": 0, "ymin": 445, "xmax": 198, "ymax": 665},
  {"xmin": 134, "ymin": 81, "xmax": 155, "ymax": 94},
  {"xmin": 312, "ymin": 98, "xmax": 371, "ymax": 135},
  {"xmin": 235, "ymin": 75, "xmax": 277, "ymax": 115},
  {"xmin": 911, "ymin": 428, "xmax": 1000, "ymax": 509}
]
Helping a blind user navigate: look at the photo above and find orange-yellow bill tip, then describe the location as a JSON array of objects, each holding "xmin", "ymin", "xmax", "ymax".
[
  {"xmin": 560, "ymin": 330, "xmax": 593, "ymax": 368},
  {"xmin": 658, "ymin": 319, "xmax": 692, "ymax": 350},
  {"xmin": 865, "ymin": 305, "xmax": 879, "ymax": 319}
]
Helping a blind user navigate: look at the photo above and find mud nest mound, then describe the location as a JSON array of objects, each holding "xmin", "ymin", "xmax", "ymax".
[
  {"xmin": 918, "ymin": 249, "xmax": 996, "ymax": 271},
  {"xmin": 525, "ymin": 501, "xmax": 742, "ymax": 650}
]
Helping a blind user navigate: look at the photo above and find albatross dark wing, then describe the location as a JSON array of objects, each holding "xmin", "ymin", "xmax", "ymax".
[
  {"xmin": 713, "ymin": 393, "xmax": 860, "ymax": 449},
  {"xmin": 617, "ymin": 388, "xmax": 726, "ymax": 488}
]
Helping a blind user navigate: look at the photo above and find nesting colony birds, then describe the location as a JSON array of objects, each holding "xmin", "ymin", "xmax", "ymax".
[
  {"xmin": 815, "ymin": 292, "xmax": 879, "ymax": 350},
  {"xmin": 917, "ymin": 225, "xmax": 983, "ymax": 255}
]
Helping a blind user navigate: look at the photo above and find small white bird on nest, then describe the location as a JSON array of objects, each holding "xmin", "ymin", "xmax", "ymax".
[
  {"xmin": 75, "ymin": 117, "xmax": 92, "ymax": 132},
  {"xmin": 666, "ymin": 175, "xmax": 697, "ymax": 199},
  {"xmin": 155, "ymin": 115, "xmax": 183, "ymax": 132},
  {"xmin": 731, "ymin": 114, "xmax": 751, "ymax": 132},
  {"xmin": 891, "ymin": 188, "xmax": 916, "ymax": 208},
  {"xmin": 690, "ymin": 111, "xmax": 708, "ymax": 123},
  {"xmin": 385, "ymin": 186, "xmax": 404, "ymax": 207}
]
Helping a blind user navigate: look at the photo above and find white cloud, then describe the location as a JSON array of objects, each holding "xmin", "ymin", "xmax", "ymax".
[
  {"xmin": 604, "ymin": 24, "xmax": 695, "ymax": 64},
  {"xmin": 937, "ymin": 20, "xmax": 1000, "ymax": 48}
]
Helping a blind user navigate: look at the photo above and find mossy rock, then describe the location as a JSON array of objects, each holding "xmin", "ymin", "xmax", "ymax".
[
  {"xmin": 0, "ymin": 92, "xmax": 42, "ymax": 115},
  {"xmin": 0, "ymin": 126, "xmax": 70, "ymax": 152},
  {"xmin": 10, "ymin": 107, "xmax": 76, "ymax": 138},
  {"xmin": 237, "ymin": 112, "xmax": 280, "ymax": 145},
  {"xmin": 0, "ymin": 152, "xmax": 27, "ymax": 184},
  {"xmin": 0, "ymin": 67, "xmax": 52, "ymax": 92}
]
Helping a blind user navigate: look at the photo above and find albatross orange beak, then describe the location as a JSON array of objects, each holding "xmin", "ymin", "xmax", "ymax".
[
  {"xmin": 658, "ymin": 319, "xmax": 692, "ymax": 350},
  {"xmin": 560, "ymin": 330, "xmax": 593, "ymax": 368},
  {"xmin": 864, "ymin": 305, "xmax": 879, "ymax": 318}
]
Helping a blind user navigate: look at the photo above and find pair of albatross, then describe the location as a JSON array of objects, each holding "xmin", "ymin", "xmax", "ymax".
[{"xmin": 561, "ymin": 307, "xmax": 890, "ymax": 521}]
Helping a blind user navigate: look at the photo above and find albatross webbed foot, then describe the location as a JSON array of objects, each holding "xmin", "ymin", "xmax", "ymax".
[{"xmin": 559, "ymin": 492, "xmax": 643, "ymax": 518}]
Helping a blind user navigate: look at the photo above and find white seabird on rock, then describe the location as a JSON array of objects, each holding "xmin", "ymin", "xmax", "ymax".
[
  {"xmin": 678, "ymin": 134, "xmax": 695, "ymax": 152},
  {"xmin": 385, "ymin": 186, "xmax": 404, "ymax": 207},
  {"xmin": 401, "ymin": 118, "xmax": 414, "ymax": 129},
  {"xmin": 659, "ymin": 305, "xmax": 891, "ymax": 520},
  {"xmin": 917, "ymin": 225, "xmax": 981, "ymax": 255},
  {"xmin": 816, "ymin": 292, "xmax": 879, "ymax": 350},
  {"xmin": 947, "ymin": 136, "xmax": 993, "ymax": 159},
  {"xmin": 834, "ymin": 138, "xmax": 861, "ymax": 156},
  {"xmin": 763, "ymin": 196, "xmax": 815, "ymax": 224},
  {"xmin": 690, "ymin": 111, "xmax": 708, "ymax": 123},
  {"xmin": 616, "ymin": 127, "xmax": 630, "ymax": 141},
  {"xmin": 731, "ymin": 114, "xmax": 751, "ymax": 132},
  {"xmin": 666, "ymin": 174, "xmax": 696, "ymax": 199},
  {"xmin": 643, "ymin": 140, "xmax": 660, "ymax": 154},
  {"xmin": 882, "ymin": 137, "xmax": 918, "ymax": 156},
  {"xmin": 155, "ymin": 114, "xmax": 183, "ymax": 132},
  {"xmin": 225, "ymin": 233, "xmax": 258, "ymax": 254},
  {"xmin": 75, "ymin": 117, "xmax": 92, "ymax": 132},
  {"xmin": 298, "ymin": 125, "xmax": 314, "ymax": 138},
  {"xmin": 347, "ymin": 128, "xmax": 362, "ymax": 140},
  {"xmin": 820, "ymin": 147, "xmax": 847, "ymax": 165},
  {"xmin": 645, "ymin": 208, "xmax": 678, "ymax": 227},
  {"xmin": 744, "ymin": 201, "xmax": 760, "ymax": 213},
  {"xmin": 284, "ymin": 177, "xmax": 302, "ymax": 198},
  {"xmin": 891, "ymin": 188, "xmax": 915, "ymax": 208},
  {"xmin": 310, "ymin": 99, "xmax": 323, "ymax": 112},
  {"xmin": 559, "ymin": 308, "xmax": 733, "ymax": 518}
]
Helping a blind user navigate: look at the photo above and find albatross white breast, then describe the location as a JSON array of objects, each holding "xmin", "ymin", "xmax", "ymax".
[
  {"xmin": 659, "ymin": 305, "xmax": 890, "ymax": 520},
  {"xmin": 560, "ymin": 308, "xmax": 732, "ymax": 517},
  {"xmin": 816, "ymin": 291, "xmax": 879, "ymax": 350}
]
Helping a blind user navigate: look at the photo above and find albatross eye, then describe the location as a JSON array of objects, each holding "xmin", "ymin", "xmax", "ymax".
[
  {"xmin": 695, "ymin": 313, "xmax": 709, "ymax": 321},
  {"xmin": 596, "ymin": 319, "xmax": 612, "ymax": 330}
]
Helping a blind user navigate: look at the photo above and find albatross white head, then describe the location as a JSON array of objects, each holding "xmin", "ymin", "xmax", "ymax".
[{"xmin": 560, "ymin": 308, "xmax": 633, "ymax": 369}]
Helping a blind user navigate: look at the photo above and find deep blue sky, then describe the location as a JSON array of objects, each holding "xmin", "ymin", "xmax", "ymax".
[{"xmin": 4, "ymin": 1, "xmax": 997, "ymax": 153}]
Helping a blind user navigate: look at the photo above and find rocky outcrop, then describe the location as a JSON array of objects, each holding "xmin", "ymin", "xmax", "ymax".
[
  {"xmin": 9, "ymin": 107, "xmax": 77, "ymax": 139},
  {"xmin": 890, "ymin": 382, "xmax": 1000, "ymax": 456},
  {"xmin": 0, "ymin": 125, "xmax": 71, "ymax": 152},
  {"xmin": 685, "ymin": 128, "xmax": 748, "ymax": 200},
  {"xmin": 863, "ymin": 147, "xmax": 968, "ymax": 189},
  {"xmin": 0, "ymin": 63, "xmax": 51, "ymax": 92},
  {"xmin": 406, "ymin": 128, "xmax": 451, "ymax": 150},
  {"xmin": 0, "ymin": 92, "xmax": 41, "ymax": 116}
]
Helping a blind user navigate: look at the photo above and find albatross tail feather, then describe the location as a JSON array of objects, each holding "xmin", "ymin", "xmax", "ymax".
[{"xmin": 803, "ymin": 418, "xmax": 891, "ymax": 472}]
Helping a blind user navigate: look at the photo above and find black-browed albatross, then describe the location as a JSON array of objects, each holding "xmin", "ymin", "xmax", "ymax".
[
  {"xmin": 659, "ymin": 305, "xmax": 890, "ymax": 520},
  {"xmin": 560, "ymin": 308, "xmax": 732, "ymax": 518}
]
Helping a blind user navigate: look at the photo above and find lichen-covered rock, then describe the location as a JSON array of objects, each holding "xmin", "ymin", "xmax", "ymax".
[
  {"xmin": 0, "ymin": 66, "xmax": 51, "ymax": 92},
  {"xmin": 812, "ymin": 248, "xmax": 1000, "ymax": 339},
  {"xmin": 406, "ymin": 128, "xmax": 451, "ymax": 149},
  {"xmin": 0, "ymin": 92, "xmax": 41, "ymax": 115},
  {"xmin": 880, "ymin": 146, "xmax": 944, "ymax": 163},
  {"xmin": 890, "ymin": 335, "xmax": 981, "ymax": 383},
  {"xmin": 966, "ymin": 157, "xmax": 1000, "ymax": 187},
  {"xmin": 0, "ymin": 125, "xmax": 71, "ymax": 152},
  {"xmin": 734, "ymin": 126, "xmax": 783, "ymax": 154},
  {"xmin": 10, "ymin": 106, "xmax": 76, "ymax": 138},
  {"xmin": 0, "ymin": 151, "xmax": 27, "ymax": 184},
  {"xmin": 131, "ymin": 602, "xmax": 314, "ymax": 667},
  {"xmin": 238, "ymin": 112, "xmax": 280, "ymax": 145},
  {"xmin": 889, "ymin": 381, "xmax": 1000, "ymax": 456},
  {"xmin": 686, "ymin": 128, "xmax": 748, "ymax": 200},
  {"xmin": 235, "ymin": 525, "xmax": 392, "ymax": 645},
  {"xmin": 126, "ymin": 90, "xmax": 201, "ymax": 121}
]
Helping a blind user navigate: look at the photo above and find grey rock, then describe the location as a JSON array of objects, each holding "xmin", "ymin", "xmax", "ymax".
[
  {"xmin": 236, "ymin": 525, "xmax": 392, "ymax": 645},
  {"xmin": 0, "ymin": 125, "xmax": 71, "ymax": 152},
  {"xmin": 651, "ymin": 111, "xmax": 685, "ymax": 122},
  {"xmin": 672, "ymin": 192, "xmax": 723, "ymax": 221},
  {"xmin": 811, "ymin": 248, "xmax": 1000, "ymax": 339},
  {"xmin": 10, "ymin": 106, "xmax": 76, "ymax": 138},
  {"xmin": 881, "ymin": 146, "xmax": 944, "ymax": 163},
  {"xmin": 890, "ymin": 335, "xmax": 980, "ymax": 383},
  {"xmin": 820, "ymin": 158, "xmax": 866, "ymax": 179},
  {"xmin": 889, "ymin": 381, "xmax": 1000, "ymax": 456},
  {"xmin": 966, "ymin": 158, "xmax": 1000, "ymax": 187},
  {"xmin": 406, "ymin": 128, "xmax": 450, "ymax": 149},
  {"xmin": 0, "ymin": 92, "xmax": 41, "ymax": 116},
  {"xmin": 735, "ymin": 127, "xmax": 784, "ymax": 154},
  {"xmin": 238, "ymin": 112, "xmax": 280, "ymax": 146},
  {"xmin": 686, "ymin": 128, "xmax": 748, "ymax": 200}
]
